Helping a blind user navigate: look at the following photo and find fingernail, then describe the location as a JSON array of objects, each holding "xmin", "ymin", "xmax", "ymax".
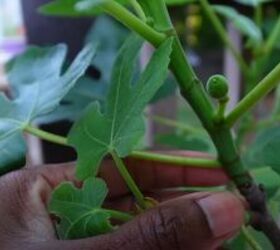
[{"xmin": 196, "ymin": 192, "xmax": 244, "ymax": 237}]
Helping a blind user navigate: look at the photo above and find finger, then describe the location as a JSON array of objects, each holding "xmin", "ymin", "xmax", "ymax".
[
  {"xmin": 30, "ymin": 151, "xmax": 227, "ymax": 197},
  {"xmin": 41, "ymin": 192, "xmax": 244, "ymax": 250},
  {"xmin": 105, "ymin": 190, "xmax": 217, "ymax": 212},
  {"xmin": 100, "ymin": 151, "xmax": 227, "ymax": 197}
]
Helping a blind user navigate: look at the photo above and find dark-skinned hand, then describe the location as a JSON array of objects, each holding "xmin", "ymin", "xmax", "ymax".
[{"xmin": 0, "ymin": 151, "xmax": 245, "ymax": 250}]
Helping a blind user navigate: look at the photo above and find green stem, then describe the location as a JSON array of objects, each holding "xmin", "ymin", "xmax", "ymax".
[
  {"xmin": 214, "ymin": 98, "xmax": 228, "ymax": 123},
  {"xmin": 131, "ymin": 150, "xmax": 220, "ymax": 168},
  {"xmin": 241, "ymin": 226, "xmax": 263, "ymax": 250},
  {"xmin": 199, "ymin": 0, "xmax": 250, "ymax": 76},
  {"xmin": 104, "ymin": 209, "xmax": 134, "ymax": 222},
  {"xmin": 24, "ymin": 124, "xmax": 68, "ymax": 146},
  {"xmin": 129, "ymin": 0, "xmax": 147, "ymax": 22},
  {"xmin": 210, "ymin": 126, "xmax": 251, "ymax": 186},
  {"xmin": 171, "ymin": 37, "xmax": 215, "ymax": 129},
  {"xmin": 226, "ymin": 62, "xmax": 280, "ymax": 127},
  {"xmin": 101, "ymin": 1, "xmax": 166, "ymax": 46},
  {"xmin": 139, "ymin": 0, "xmax": 174, "ymax": 31},
  {"xmin": 170, "ymin": 36, "xmax": 251, "ymax": 186},
  {"xmin": 23, "ymin": 125, "xmax": 221, "ymax": 169},
  {"xmin": 114, "ymin": 0, "xmax": 251, "ymax": 185},
  {"xmin": 111, "ymin": 151, "xmax": 146, "ymax": 209}
]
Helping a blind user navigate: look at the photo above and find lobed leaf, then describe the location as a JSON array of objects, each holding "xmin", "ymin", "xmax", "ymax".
[
  {"xmin": 68, "ymin": 34, "xmax": 173, "ymax": 180},
  {"xmin": 0, "ymin": 43, "xmax": 96, "ymax": 174},
  {"xmin": 49, "ymin": 177, "xmax": 114, "ymax": 239},
  {"xmin": 36, "ymin": 76, "xmax": 106, "ymax": 124},
  {"xmin": 38, "ymin": 16, "xmax": 128, "ymax": 124}
]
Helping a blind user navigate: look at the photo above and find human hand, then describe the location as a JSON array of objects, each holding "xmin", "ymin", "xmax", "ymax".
[{"xmin": 0, "ymin": 152, "xmax": 245, "ymax": 250}]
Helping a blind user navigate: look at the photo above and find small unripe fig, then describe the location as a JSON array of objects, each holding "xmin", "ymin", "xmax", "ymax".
[{"xmin": 206, "ymin": 75, "xmax": 229, "ymax": 100}]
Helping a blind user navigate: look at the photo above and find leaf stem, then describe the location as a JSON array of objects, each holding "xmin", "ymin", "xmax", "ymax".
[
  {"xmin": 111, "ymin": 151, "xmax": 147, "ymax": 209},
  {"xmin": 129, "ymin": 0, "xmax": 147, "ymax": 22},
  {"xmin": 104, "ymin": 209, "xmax": 134, "ymax": 222},
  {"xmin": 23, "ymin": 126, "xmax": 221, "ymax": 169},
  {"xmin": 24, "ymin": 124, "xmax": 68, "ymax": 146},
  {"xmin": 101, "ymin": 1, "xmax": 166, "ymax": 46},
  {"xmin": 241, "ymin": 226, "xmax": 263, "ymax": 250},
  {"xmin": 199, "ymin": 0, "xmax": 250, "ymax": 76},
  {"xmin": 131, "ymin": 151, "xmax": 220, "ymax": 168},
  {"xmin": 226, "ymin": 62, "xmax": 280, "ymax": 127}
]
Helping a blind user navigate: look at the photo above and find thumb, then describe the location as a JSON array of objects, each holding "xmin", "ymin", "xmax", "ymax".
[
  {"xmin": 45, "ymin": 192, "xmax": 245, "ymax": 250},
  {"xmin": 112, "ymin": 192, "xmax": 245, "ymax": 250}
]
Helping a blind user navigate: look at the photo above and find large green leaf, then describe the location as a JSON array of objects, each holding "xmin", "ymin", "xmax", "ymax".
[
  {"xmin": 36, "ymin": 76, "xmax": 106, "ymax": 124},
  {"xmin": 234, "ymin": 0, "xmax": 274, "ymax": 6},
  {"xmin": 68, "ymin": 35, "xmax": 173, "ymax": 180},
  {"xmin": 213, "ymin": 5, "xmax": 262, "ymax": 47},
  {"xmin": 38, "ymin": 16, "xmax": 128, "ymax": 124},
  {"xmin": 150, "ymin": 78, "xmax": 177, "ymax": 103},
  {"xmin": 0, "ymin": 43, "xmax": 96, "ymax": 174},
  {"xmin": 49, "ymin": 177, "xmax": 113, "ymax": 239},
  {"xmin": 37, "ymin": 16, "xmax": 174, "ymax": 124},
  {"xmin": 246, "ymin": 126, "xmax": 280, "ymax": 174},
  {"xmin": 7, "ymin": 44, "xmax": 96, "ymax": 117}
]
